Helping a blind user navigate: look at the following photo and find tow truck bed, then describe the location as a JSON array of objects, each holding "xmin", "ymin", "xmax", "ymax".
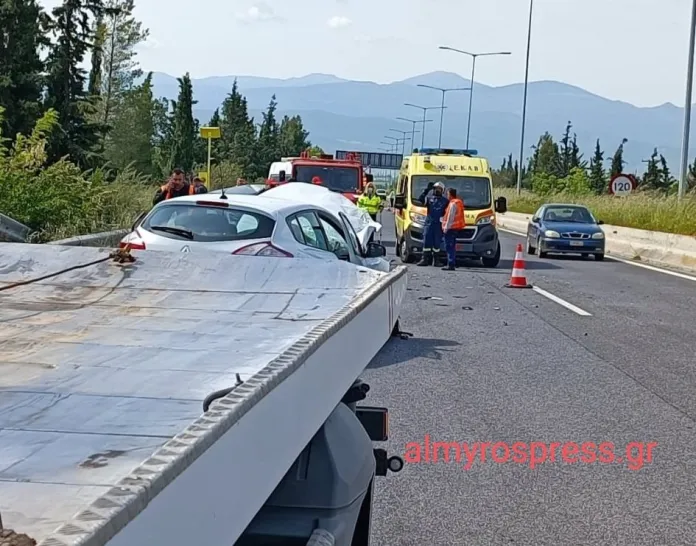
[{"xmin": 0, "ymin": 243, "xmax": 406, "ymax": 545}]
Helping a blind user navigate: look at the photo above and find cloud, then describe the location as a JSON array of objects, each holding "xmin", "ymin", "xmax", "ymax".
[
  {"xmin": 327, "ymin": 16, "xmax": 352, "ymax": 28},
  {"xmin": 236, "ymin": 3, "xmax": 281, "ymax": 22}
]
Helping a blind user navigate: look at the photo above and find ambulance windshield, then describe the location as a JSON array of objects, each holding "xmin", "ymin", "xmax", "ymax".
[{"xmin": 411, "ymin": 175, "xmax": 491, "ymax": 209}]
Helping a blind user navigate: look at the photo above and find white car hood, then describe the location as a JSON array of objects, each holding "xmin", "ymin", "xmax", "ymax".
[{"xmin": 266, "ymin": 183, "xmax": 382, "ymax": 244}]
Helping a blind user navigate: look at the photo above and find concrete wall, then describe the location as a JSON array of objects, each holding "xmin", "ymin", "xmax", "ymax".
[
  {"xmin": 49, "ymin": 229, "xmax": 128, "ymax": 247},
  {"xmin": 496, "ymin": 211, "xmax": 696, "ymax": 273}
]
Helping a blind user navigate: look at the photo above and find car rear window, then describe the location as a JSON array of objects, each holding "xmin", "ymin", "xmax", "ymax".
[{"xmin": 142, "ymin": 204, "xmax": 275, "ymax": 242}]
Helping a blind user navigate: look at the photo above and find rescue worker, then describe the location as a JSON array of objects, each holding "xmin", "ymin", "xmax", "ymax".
[
  {"xmin": 441, "ymin": 187, "xmax": 466, "ymax": 271},
  {"xmin": 153, "ymin": 168, "xmax": 206, "ymax": 205},
  {"xmin": 357, "ymin": 182, "xmax": 382, "ymax": 221},
  {"xmin": 312, "ymin": 176, "xmax": 322, "ymax": 185},
  {"xmin": 236, "ymin": 177, "xmax": 247, "ymax": 186},
  {"xmin": 416, "ymin": 181, "xmax": 449, "ymax": 267}
]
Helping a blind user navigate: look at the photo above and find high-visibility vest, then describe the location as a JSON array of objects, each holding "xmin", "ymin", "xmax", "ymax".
[
  {"xmin": 161, "ymin": 184, "xmax": 195, "ymax": 200},
  {"xmin": 357, "ymin": 193, "xmax": 382, "ymax": 215},
  {"xmin": 442, "ymin": 198, "xmax": 465, "ymax": 230}
]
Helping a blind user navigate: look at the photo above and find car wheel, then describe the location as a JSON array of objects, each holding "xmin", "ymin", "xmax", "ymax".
[
  {"xmin": 537, "ymin": 237, "xmax": 547, "ymax": 258},
  {"xmin": 594, "ymin": 253, "xmax": 604, "ymax": 261},
  {"xmin": 400, "ymin": 238, "xmax": 416, "ymax": 263},
  {"xmin": 526, "ymin": 236, "xmax": 536, "ymax": 255},
  {"xmin": 481, "ymin": 241, "xmax": 501, "ymax": 267}
]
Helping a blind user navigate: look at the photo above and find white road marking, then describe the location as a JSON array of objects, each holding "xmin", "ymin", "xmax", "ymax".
[
  {"xmin": 606, "ymin": 255, "xmax": 696, "ymax": 282},
  {"xmin": 532, "ymin": 286, "xmax": 592, "ymax": 316},
  {"xmin": 498, "ymin": 227, "xmax": 696, "ymax": 283}
]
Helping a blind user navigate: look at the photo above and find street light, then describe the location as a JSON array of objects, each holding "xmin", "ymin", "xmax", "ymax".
[
  {"xmin": 417, "ymin": 84, "xmax": 470, "ymax": 147},
  {"xmin": 381, "ymin": 140, "xmax": 396, "ymax": 152},
  {"xmin": 384, "ymin": 135, "xmax": 406, "ymax": 154},
  {"xmin": 404, "ymin": 103, "xmax": 445, "ymax": 148},
  {"xmin": 515, "ymin": 0, "xmax": 533, "ymax": 195},
  {"xmin": 397, "ymin": 117, "xmax": 432, "ymax": 151},
  {"xmin": 439, "ymin": 46, "xmax": 511, "ymax": 148},
  {"xmin": 389, "ymin": 128, "xmax": 419, "ymax": 155},
  {"xmin": 679, "ymin": 0, "xmax": 696, "ymax": 199}
]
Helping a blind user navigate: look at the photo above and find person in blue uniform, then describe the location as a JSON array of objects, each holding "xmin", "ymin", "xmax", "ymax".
[{"xmin": 416, "ymin": 181, "xmax": 449, "ymax": 266}]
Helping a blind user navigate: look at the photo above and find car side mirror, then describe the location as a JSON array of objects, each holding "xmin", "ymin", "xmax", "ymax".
[
  {"xmin": 131, "ymin": 211, "xmax": 147, "ymax": 231},
  {"xmin": 366, "ymin": 242, "xmax": 386, "ymax": 258},
  {"xmin": 597, "ymin": 220, "xmax": 604, "ymax": 225},
  {"xmin": 394, "ymin": 195, "xmax": 405, "ymax": 209},
  {"xmin": 494, "ymin": 196, "xmax": 507, "ymax": 213}
]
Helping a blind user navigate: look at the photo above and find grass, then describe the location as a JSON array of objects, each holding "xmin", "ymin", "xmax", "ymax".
[{"xmin": 494, "ymin": 189, "xmax": 696, "ymax": 236}]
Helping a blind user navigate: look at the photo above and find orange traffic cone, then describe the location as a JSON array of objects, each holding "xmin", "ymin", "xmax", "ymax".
[{"xmin": 506, "ymin": 243, "xmax": 532, "ymax": 288}]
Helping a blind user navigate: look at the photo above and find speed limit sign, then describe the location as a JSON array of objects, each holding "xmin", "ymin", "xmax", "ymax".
[{"xmin": 609, "ymin": 174, "xmax": 636, "ymax": 196}]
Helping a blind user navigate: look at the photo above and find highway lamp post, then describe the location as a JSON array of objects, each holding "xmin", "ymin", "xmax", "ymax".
[
  {"xmin": 396, "ymin": 117, "xmax": 432, "ymax": 151},
  {"xmin": 404, "ymin": 103, "xmax": 445, "ymax": 148},
  {"xmin": 390, "ymin": 128, "xmax": 419, "ymax": 155},
  {"xmin": 381, "ymin": 139, "xmax": 397, "ymax": 153},
  {"xmin": 515, "ymin": 0, "xmax": 533, "ymax": 196},
  {"xmin": 384, "ymin": 135, "xmax": 405, "ymax": 154},
  {"xmin": 199, "ymin": 126, "xmax": 221, "ymax": 188},
  {"xmin": 439, "ymin": 46, "xmax": 511, "ymax": 149},
  {"xmin": 679, "ymin": 0, "xmax": 696, "ymax": 200},
  {"xmin": 416, "ymin": 84, "xmax": 470, "ymax": 147}
]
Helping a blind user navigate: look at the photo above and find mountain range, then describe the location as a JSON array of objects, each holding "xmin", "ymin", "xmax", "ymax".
[{"xmin": 150, "ymin": 71, "xmax": 692, "ymax": 172}]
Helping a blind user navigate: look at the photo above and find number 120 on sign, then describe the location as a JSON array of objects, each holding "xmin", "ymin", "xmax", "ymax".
[{"xmin": 609, "ymin": 174, "xmax": 635, "ymax": 196}]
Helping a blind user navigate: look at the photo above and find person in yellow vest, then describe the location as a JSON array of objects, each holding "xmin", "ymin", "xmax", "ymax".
[
  {"xmin": 441, "ymin": 188, "xmax": 466, "ymax": 271},
  {"xmin": 357, "ymin": 182, "xmax": 383, "ymax": 221}
]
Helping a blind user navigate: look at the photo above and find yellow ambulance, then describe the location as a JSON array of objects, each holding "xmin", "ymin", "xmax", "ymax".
[{"xmin": 393, "ymin": 148, "xmax": 507, "ymax": 267}]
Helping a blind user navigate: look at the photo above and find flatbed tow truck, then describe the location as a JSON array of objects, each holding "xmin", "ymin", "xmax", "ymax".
[{"xmin": 0, "ymin": 242, "xmax": 407, "ymax": 545}]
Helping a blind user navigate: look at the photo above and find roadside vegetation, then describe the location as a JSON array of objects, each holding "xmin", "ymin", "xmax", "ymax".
[
  {"xmin": 0, "ymin": 0, "xmax": 323, "ymax": 241},
  {"xmin": 491, "ymin": 122, "xmax": 696, "ymax": 236}
]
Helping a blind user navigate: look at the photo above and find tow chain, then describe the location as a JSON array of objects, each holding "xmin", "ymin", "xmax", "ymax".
[{"xmin": 0, "ymin": 244, "xmax": 136, "ymax": 292}]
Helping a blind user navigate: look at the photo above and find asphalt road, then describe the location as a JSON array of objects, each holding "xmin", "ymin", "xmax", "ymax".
[{"xmin": 365, "ymin": 211, "xmax": 696, "ymax": 545}]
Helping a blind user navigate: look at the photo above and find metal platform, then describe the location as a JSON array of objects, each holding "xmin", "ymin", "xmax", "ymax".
[{"xmin": 0, "ymin": 243, "xmax": 407, "ymax": 545}]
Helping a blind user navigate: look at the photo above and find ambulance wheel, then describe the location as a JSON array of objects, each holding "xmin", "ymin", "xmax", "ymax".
[
  {"xmin": 481, "ymin": 241, "xmax": 501, "ymax": 268},
  {"xmin": 400, "ymin": 238, "xmax": 416, "ymax": 263}
]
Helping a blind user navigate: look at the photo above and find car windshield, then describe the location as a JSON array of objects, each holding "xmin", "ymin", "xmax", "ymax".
[
  {"xmin": 543, "ymin": 206, "xmax": 595, "ymax": 223},
  {"xmin": 142, "ymin": 203, "xmax": 275, "ymax": 242},
  {"xmin": 411, "ymin": 175, "xmax": 491, "ymax": 209},
  {"xmin": 294, "ymin": 166, "xmax": 360, "ymax": 192}
]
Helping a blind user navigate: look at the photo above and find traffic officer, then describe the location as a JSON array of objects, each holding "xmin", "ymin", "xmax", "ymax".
[
  {"xmin": 441, "ymin": 187, "xmax": 466, "ymax": 271},
  {"xmin": 416, "ymin": 181, "xmax": 449, "ymax": 267},
  {"xmin": 357, "ymin": 182, "xmax": 382, "ymax": 221},
  {"xmin": 153, "ymin": 168, "xmax": 206, "ymax": 205}
]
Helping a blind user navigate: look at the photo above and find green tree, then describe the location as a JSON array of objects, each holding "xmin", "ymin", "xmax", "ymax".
[
  {"xmin": 278, "ymin": 115, "xmax": 310, "ymax": 157},
  {"xmin": 219, "ymin": 80, "xmax": 257, "ymax": 176},
  {"xmin": 529, "ymin": 132, "xmax": 561, "ymax": 180},
  {"xmin": 559, "ymin": 166, "xmax": 592, "ymax": 195},
  {"xmin": 558, "ymin": 121, "xmax": 572, "ymax": 178},
  {"xmin": 45, "ymin": 0, "xmax": 105, "ymax": 167},
  {"xmin": 256, "ymin": 94, "xmax": 280, "ymax": 175},
  {"xmin": 87, "ymin": 16, "xmax": 105, "ymax": 96},
  {"xmin": 306, "ymin": 145, "xmax": 324, "ymax": 156},
  {"xmin": 642, "ymin": 148, "xmax": 661, "ymax": 190},
  {"xmin": 588, "ymin": 139, "xmax": 606, "ymax": 194},
  {"xmin": 658, "ymin": 154, "xmax": 674, "ymax": 192},
  {"xmin": 103, "ymin": 72, "xmax": 155, "ymax": 174},
  {"xmin": 96, "ymin": 0, "xmax": 148, "ymax": 138},
  {"xmin": 610, "ymin": 138, "xmax": 628, "ymax": 177},
  {"xmin": 170, "ymin": 73, "xmax": 196, "ymax": 173},
  {"xmin": 151, "ymin": 96, "xmax": 174, "ymax": 179},
  {"xmin": 0, "ymin": 0, "xmax": 48, "ymax": 142}
]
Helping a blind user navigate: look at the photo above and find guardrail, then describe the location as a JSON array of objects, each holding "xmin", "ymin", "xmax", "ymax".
[
  {"xmin": 497, "ymin": 211, "xmax": 696, "ymax": 273},
  {"xmin": 49, "ymin": 229, "xmax": 128, "ymax": 247},
  {"xmin": 0, "ymin": 213, "xmax": 30, "ymax": 242}
]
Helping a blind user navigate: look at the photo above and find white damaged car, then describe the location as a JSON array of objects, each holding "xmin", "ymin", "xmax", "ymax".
[{"xmin": 120, "ymin": 191, "xmax": 390, "ymax": 271}]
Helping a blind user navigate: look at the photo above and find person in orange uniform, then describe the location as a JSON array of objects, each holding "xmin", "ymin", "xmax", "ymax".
[
  {"xmin": 153, "ymin": 168, "xmax": 207, "ymax": 205},
  {"xmin": 441, "ymin": 188, "xmax": 466, "ymax": 271}
]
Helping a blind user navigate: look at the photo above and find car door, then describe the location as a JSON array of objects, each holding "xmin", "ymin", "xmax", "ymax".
[
  {"xmin": 528, "ymin": 206, "xmax": 544, "ymax": 241},
  {"xmin": 316, "ymin": 211, "xmax": 357, "ymax": 263},
  {"xmin": 287, "ymin": 210, "xmax": 337, "ymax": 260},
  {"xmin": 338, "ymin": 211, "xmax": 390, "ymax": 272},
  {"xmin": 394, "ymin": 173, "xmax": 408, "ymax": 239}
]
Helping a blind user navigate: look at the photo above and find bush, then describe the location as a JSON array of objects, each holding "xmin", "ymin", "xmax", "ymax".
[
  {"xmin": 0, "ymin": 107, "xmax": 156, "ymax": 241},
  {"xmin": 495, "ymin": 188, "xmax": 696, "ymax": 236}
]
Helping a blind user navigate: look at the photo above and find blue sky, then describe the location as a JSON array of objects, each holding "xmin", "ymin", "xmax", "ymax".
[{"xmin": 40, "ymin": 0, "xmax": 693, "ymax": 108}]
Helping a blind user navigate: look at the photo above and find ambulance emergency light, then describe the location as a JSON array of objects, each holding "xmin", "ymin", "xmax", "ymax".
[{"xmin": 415, "ymin": 148, "xmax": 478, "ymax": 156}]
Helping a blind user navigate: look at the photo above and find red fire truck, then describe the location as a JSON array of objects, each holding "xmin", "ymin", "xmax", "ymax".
[{"xmin": 267, "ymin": 151, "xmax": 372, "ymax": 203}]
